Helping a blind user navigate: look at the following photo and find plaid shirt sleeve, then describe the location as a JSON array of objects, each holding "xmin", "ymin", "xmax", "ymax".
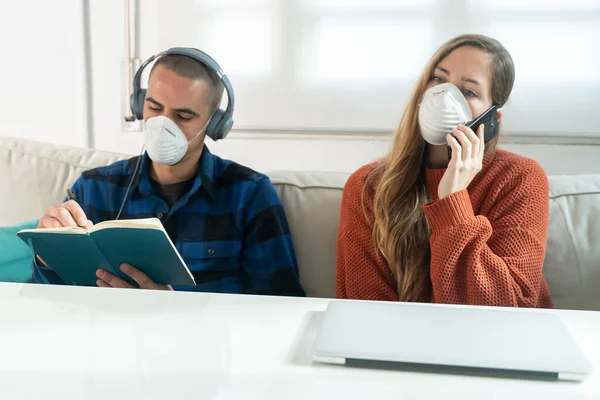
[{"xmin": 241, "ymin": 178, "xmax": 306, "ymax": 297}]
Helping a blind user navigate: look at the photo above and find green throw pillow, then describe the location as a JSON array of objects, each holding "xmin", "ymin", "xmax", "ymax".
[{"xmin": 0, "ymin": 219, "xmax": 39, "ymax": 282}]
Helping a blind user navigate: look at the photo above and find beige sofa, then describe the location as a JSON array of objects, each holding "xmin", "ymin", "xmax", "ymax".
[{"xmin": 1, "ymin": 136, "xmax": 599, "ymax": 310}]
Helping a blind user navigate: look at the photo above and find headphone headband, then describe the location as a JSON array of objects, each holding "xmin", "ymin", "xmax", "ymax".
[{"xmin": 130, "ymin": 47, "xmax": 235, "ymax": 141}]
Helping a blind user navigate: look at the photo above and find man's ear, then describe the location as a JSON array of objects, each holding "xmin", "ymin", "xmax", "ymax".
[{"xmin": 497, "ymin": 110, "xmax": 503, "ymax": 123}]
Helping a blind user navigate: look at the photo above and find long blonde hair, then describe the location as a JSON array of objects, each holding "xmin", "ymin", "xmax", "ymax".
[{"xmin": 369, "ymin": 34, "xmax": 515, "ymax": 301}]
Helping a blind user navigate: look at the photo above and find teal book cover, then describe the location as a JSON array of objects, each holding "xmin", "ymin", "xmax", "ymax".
[{"xmin": 17, "ymin": 218, "xmax": 196, "ymax": 287}]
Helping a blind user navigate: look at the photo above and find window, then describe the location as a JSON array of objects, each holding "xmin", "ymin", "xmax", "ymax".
[
  {"xmin": 471, "ymin": 0, "xmax": 600, "ymax": 136},
  {"xmin": 155, "ymin": 0, "xmax": 600, "ymax": 137},
  {"xmin": 195, "ymin": 0, "xmax": 274, "ymax": 77}
]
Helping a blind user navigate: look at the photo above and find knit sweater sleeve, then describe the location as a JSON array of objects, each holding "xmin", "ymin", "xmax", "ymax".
[
  {"xmin": 336, "ymin": 165, "xmax": 398, "ymax": 301},
  {"xmin": 422, "ymin": 161, "xmax": 551, "ymax": 307}
]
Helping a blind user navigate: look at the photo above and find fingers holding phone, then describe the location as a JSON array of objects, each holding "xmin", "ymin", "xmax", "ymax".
[{"xmin": 438, "ymin": 123, "xmax": 485, "ymax": 199}]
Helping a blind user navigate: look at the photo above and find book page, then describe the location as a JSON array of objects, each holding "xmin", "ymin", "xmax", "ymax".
[
  {"xmin": 90, "ymin": 217, "xmax": 165, "ymax": 233},
  {"xmin": 17, "ymin": 226, "xmax": 88, "ymax": 235},
  {"xmin": 18, "ymin": 218, "xmax": 164, "ymax": 235}
]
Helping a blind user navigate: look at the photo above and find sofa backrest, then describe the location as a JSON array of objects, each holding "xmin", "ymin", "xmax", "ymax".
[
  {"xmin": 544, "ymin": 175, "xmax": 600, "ymax": 310},
  {"xmin": 1, "ymin": 136, "xmax": 599, "ymax": 309},
  {"xmin": 0, "ymin": 136, "xmax": 128, "ymax": 225},
  {"xmin": 269, "ymin": 171, "xmax": 348, "ymax": 298}
]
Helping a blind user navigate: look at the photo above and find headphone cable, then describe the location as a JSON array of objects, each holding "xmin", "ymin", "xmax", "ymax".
[{"xmin": 115, "ymin": 144, "xmax": 145, "ymax": 220}]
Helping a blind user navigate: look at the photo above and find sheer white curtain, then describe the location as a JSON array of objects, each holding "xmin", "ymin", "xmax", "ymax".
[{"xmin": 158, "ymin": 0, "xmax": 600, "ymax": 137}]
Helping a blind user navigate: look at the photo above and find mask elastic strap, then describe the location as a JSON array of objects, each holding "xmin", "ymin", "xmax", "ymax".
[{"xmin": 186, "ymin": 110, "xmax": 216, "ymax": 147}]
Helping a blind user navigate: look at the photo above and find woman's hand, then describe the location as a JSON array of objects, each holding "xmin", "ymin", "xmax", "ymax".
[{"xmin": 437, "ymin": 123, "xmax": 485, "ymax": 199}]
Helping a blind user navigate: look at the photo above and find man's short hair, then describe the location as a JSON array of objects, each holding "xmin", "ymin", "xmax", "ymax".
[{"xmin": 150, "ymin": 54, "xmax": 224, "ymax": 113}]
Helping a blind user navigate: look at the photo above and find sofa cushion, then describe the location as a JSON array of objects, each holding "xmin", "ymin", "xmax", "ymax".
[
  {"xmin": 0, "ymin": 219, "xmax": 39, "ymax": 282},
  {"xmin": 270, "ymin": 171, "xmax": 349, "ymax": 298}
]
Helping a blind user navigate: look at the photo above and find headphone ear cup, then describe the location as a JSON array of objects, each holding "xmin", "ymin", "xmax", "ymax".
[
  {"xmin": 205, "ymin": 108, "xmax": 225, "ymax": 141},
  {"xmin": 130, "ymin": 93, "xmax": 137, "ymax": 119},
  {"xmin": 131, "ymin": 89, "xmax": 146, "ymax": 120},
  {"xmin": 135, "ymin": 89, "xmax": 146, "ymax": 120},
  {"xmin": 219, "ymin": 119, "xmax": 234, "ymax": 140}
]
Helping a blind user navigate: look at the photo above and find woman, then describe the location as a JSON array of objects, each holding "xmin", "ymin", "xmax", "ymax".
[{"xmin": 336, "ymin": 34, "xmax": 552, "ymax": 307}]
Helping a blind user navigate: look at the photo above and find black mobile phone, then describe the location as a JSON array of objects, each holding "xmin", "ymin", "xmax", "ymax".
[
  {"xmin": 466, "ymin": 104, "xmax": 498, "ymax": 143},
  {"xmin": 447, "ymin": 105, "xmax": 498, "ymax": 159}
]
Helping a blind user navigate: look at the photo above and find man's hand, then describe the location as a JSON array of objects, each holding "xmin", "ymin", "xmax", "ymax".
[
  {"xmin": 36, "ymin": 200, "xmax": 93, "ymax": 268},
  {"xmin": 39, "ymin": 200, "xmax": 93, "ymax": 230},
  {"xmin": 96, "ymin": 264, "xmax": 173, "ymax": 291}
]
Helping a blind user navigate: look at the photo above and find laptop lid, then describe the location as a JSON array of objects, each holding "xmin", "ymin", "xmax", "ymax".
[{"xmin": 313, "ymin": 301, "xmax": 592, "ymax": 381}]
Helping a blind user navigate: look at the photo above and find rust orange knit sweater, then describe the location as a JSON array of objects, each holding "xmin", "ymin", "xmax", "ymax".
[{"xmin": 336, "ymin": 149, "xmax": 553, "ymax": 308}]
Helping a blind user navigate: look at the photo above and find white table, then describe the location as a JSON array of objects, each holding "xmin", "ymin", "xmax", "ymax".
[{"xmin": 0, "ymin": 283, "xmax": 598, "ymax": 400}]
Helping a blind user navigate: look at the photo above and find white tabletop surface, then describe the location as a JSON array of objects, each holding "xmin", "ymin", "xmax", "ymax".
[{"xmin": 0, "ymin": 282, "xmax": 598, "ymax": 400}]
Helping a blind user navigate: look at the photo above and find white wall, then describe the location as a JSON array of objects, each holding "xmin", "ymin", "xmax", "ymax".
[
  {"xmin": 98, "ymin": 129, "xmax": 599, "ymax": 176},
  {"xmin": 0, "ymin": 0, "xmax": 88, "ymax": 147},
  {"xmin": 211, "ymin": 136, "xmax": 600, "ymax": 176}
]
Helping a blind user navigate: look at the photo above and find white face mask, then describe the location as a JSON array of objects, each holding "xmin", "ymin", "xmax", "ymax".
[
  {"xmin": 418, "ymin": 83, "xmax": 473, "ymax": 145},
  {"xmin": 143, "ymin": 116, "xmax": 209, "ymax": 166}
]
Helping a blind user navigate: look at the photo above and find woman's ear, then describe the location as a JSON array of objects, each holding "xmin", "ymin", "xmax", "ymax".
[{"xmin": 497, "ymin": 110, "xmax": 503, "ymax": 123}]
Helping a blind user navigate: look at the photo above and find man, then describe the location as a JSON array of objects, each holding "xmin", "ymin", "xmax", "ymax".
[{"xmin": 35, "ymin": 49, "xmax": 305, "ymax": 296}]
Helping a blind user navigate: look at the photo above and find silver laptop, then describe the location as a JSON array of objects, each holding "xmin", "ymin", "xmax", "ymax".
[{"xmin": 313, "ymin": 301, "xmax": 592, "ymax": 381}]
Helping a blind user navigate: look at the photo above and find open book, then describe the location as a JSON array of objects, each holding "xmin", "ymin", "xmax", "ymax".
[{"xmin": 18, "ymin": 218, "xmax": 196, "ymax": 287}]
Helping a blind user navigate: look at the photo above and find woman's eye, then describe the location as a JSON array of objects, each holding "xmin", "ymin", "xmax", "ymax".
[
  {"xmin": 148, "ymin": 107, "xmax": 161, "ymax": 112},
  {"xmin": 431, "ymin": 75, "xmax": 444, "ymax": 83},
  {"xmin": 464, "ymin": 89, "xmax": 477, "ymax": 98},
  {"xmin": 177, "ymin": 115, "xmax": 192, "ymax": 121}
]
